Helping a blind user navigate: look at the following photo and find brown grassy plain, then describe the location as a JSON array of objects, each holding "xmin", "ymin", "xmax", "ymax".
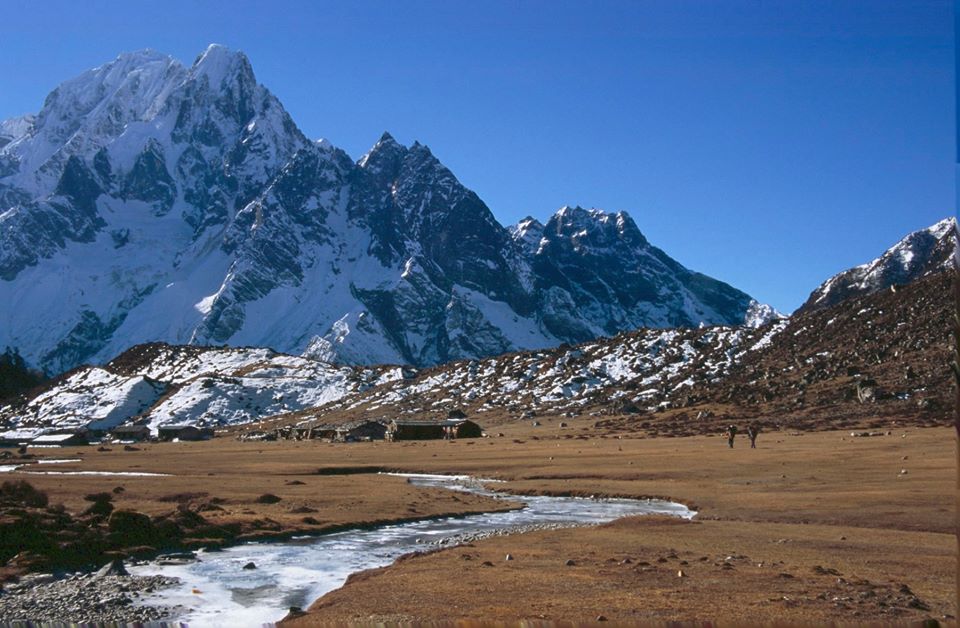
[{"xmin": 10, "ymin": 423, "xmax": 957, "ymax": 625}]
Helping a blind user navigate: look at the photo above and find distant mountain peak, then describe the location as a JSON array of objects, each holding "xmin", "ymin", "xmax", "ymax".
[
  {"xmin": 798, "ymin": 216, "xmax": 956, "ymax": 313},
  {"xmin": 509, "ymin": 216, "xmax": 546, "ymax": 254},
  {"xmin": 191, "ymin": 43, "xmax": 251, "ymax": 74},
  {"xmin": 358, "ymin": 131, "xmax": 406, "ymax": 170},
  {"xmin": 409, "ymin": 139, "xmax": 429, "ymax": 152},
  {"xmin": 543, "ymin": 205, "xmax": 649, "ymax": 251},
  {"xmin": 928, "ymin": 216, "xmax": 957, "ymax": 240}
]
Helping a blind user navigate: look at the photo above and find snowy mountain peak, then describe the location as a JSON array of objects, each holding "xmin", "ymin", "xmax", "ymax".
[
  {"xmin": 799, "ymin": 216, "xmax": 956, "ymax": 313},
  {"xmin": 190, "ymin": 43, "xmax": 254, "ymax": 86},
  {"xmin": 550, "ymin": 205, "xmax": 624, "ymax": 226},
  {"xmin": 510, "ymin": 216, "xmax": 544, "ymax": 241},
  {"xmin": 30, "ymin": 50, "xmax": 181, "ymax": 145},
  {"xmin": 543, "ymin": 205, "xmax": 649, "ymax": 250},
  {"xmin": 1, "ymin": 45, "xmax": 774, "ymax": 375},
  {"xmin": 744, "ymin": 300, "xmax": 784, "ymax": 328},
  {"xmin": 508, "ymin": 217, "xmax": 546, "ymax": 262},
  {"xmin": 928, "ymin": 216, "xmax": 957, "ymax": 240},
  {"xmin": 409, "ymin": 140, "xmax": 430, "ymax": 154},
  {"xmin": 358, "ymin": 131, "xmax": 405, "ymax": 171}
]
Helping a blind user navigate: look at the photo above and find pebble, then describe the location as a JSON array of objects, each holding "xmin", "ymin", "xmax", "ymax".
[{"xmin": 0, "ymin": 572, "xmax": 180, "ymax": 623}]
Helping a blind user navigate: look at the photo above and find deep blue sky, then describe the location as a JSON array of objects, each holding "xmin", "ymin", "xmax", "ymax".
[{"xmin": 0, "ymin": 1, "xmax": 953, "ymax": 312}]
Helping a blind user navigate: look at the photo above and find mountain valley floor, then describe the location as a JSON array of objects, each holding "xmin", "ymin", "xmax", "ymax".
[{"xmin": 2, "ymin": 423, "xmax": 955, "ymax": 625}]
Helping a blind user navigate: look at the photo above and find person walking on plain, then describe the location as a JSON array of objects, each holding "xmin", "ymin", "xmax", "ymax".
[
  {"xmin": 726, "ymin": 424, "xmax": 738, "ymax": 448},
  {"xmin": 747, "ymin": 424, "xmax": 760, "ymax": 448}
]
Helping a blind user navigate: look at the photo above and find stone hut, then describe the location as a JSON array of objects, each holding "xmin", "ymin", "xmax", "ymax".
[
  {"xmin": 30, "ymin": 431, "xmax": 89, "ymax": 447},
  {"xmin": 387, "ymin": 419, "xmax": 482, "ymax": 441},
  {"xmin": 110, "ymin": 424, "xmax": 152, "ymax": 442},
  {"xmin": 337, "ymin": 420, "xmax": 388, "ymax": 442},
  {"xmin": 157, "ymin": 425, "xmax": 214, "ymax": 442}
]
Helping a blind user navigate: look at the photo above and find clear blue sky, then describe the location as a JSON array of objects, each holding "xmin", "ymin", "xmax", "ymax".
[{"xmin": 0, "ymin": 0, "xmax": 953, "ymax": 313}]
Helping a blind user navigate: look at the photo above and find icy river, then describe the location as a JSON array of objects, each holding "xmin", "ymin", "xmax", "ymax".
[{"xmin": 129, "ymin": 473, "xmax": 695, "ymax": 626}]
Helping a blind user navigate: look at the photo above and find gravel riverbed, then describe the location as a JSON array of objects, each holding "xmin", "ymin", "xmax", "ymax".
[
  {"xmin": 428, "ymin": 521, "xmax": 582, "ymax": 547},
  {"xmin": 0, "ymin": 569, "xmax": 180, "ymax": 624}
]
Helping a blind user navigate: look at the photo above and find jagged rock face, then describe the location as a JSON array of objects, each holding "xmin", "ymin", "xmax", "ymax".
[
  {"xmin": 521, "ymin": 207, "xmax": 757, "ymax": 340},
  {"xmin": 302, "ymin": 270, "xmax": 952, "ymax": 436},
  {"xmin": 798, "ymin": 217, "xmax": 957, "ymax": 313},
  {"xmin": 1, "ymin": 46, "xmax": 772, "ymax": 375}
]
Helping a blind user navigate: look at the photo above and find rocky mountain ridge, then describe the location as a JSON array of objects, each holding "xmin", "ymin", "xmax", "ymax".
[
  {"xmin": 275, "ymin": 265, "xmax": 952, "ymax": 437},
  {"xmin": 1, "ymin": 45, "xmax": 772, "ymax": 375},
  {"xmin": 799, "ymin": 217, "xmax": 956, "ymax": 313},
  {"xmin": 1, "ymin": 216, "xmax": 951, "ymax": 440}
]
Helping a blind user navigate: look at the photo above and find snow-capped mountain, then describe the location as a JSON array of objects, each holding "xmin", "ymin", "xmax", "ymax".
[
  {"xmin": 2, "ymin": 264, "xmax": 951, "ymax": 441},
  {"xmin": 0, "ymin": 343, "xmax": 400, "ymax": 439},
  {"xmin": 798, "ymin": 217, "xmax": 957, "ymax": 313},
  {"xmin": 278, "ymin": 261, "xmax": 952, "ymax": 436},
  {"xmin": 1, "ymin": 45, "xmax": 773, "ymax": 375}
]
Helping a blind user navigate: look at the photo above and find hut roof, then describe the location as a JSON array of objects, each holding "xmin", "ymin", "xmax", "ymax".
[
  {"xmin": 301, "ymin": 419, "xmax": 385, "ymax": 431},
  {"xmin": 111, "ymin": 424, "xmax": 150, "ymax": 433},
  {"xmin": 392, "ymin": 419, "xmax": 476, "ymax": 427},
  {"xmin": 31, "ymin": 433, "xmax": 84, "ymax": 443}
]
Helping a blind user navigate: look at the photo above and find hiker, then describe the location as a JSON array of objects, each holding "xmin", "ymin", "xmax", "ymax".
[
  {"xmin": 747, "ymin": 424, "xmax": 760, "ymax": 448},
  {"xmin": 726, "ymin": 424, "xmax": 737, "ymax": 448}
]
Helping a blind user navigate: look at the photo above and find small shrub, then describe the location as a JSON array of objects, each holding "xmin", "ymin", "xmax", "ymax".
[
  {"xmin": 0, "ymin": 480, "xmax": 49, "ymax": 508},
  {"xmin": 84, "ymin": 500, "xmax": 114, "ymax": 517}
]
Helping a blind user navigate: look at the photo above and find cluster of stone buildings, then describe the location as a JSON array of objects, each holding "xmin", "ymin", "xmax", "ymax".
[
  {"xmin": 1, "ymin": 424, "xmax": 214, "ymax": 447},
  {"xmin": 4, "ymin": 415, "xmax": 483, "ymax": 447},
  {"xmin": 261, "ymin": 417, "xmax": 484, "ymax": 443}
]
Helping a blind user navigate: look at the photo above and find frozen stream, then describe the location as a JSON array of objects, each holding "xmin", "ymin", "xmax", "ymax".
[{"xmin": 130, "ymin": 473, "xmax": 694, "ymax": 626}]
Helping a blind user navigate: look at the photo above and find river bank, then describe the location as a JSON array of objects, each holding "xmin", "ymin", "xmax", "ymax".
[{"xmin": 117, "ymin": 475, "xmax": 690, "ymax": 625}]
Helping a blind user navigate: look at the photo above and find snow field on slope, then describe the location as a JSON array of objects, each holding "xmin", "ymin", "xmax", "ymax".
[{"xmin": 0, "ymin": 346, "xmax": 390, "ymax": 438}]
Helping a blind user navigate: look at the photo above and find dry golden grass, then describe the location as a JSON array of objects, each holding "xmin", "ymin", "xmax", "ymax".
[
  {"xmin": 15, "ymin": 440, "xmax": 519, "ymax": 542},
  {"xmin": 13, "ymin": 424, "xmax": 957, "ymax": 624}
]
